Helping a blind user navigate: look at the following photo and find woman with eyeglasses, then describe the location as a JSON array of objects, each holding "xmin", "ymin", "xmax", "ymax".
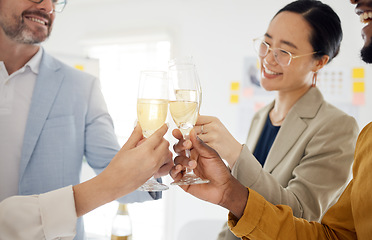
[{"xmin": 172, "ymin": 1, "xmax": 359, "ymax": 240}]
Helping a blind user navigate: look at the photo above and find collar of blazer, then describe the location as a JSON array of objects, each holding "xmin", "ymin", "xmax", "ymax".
[
  {"xmin": 247, "ymin": 87, "xmax": 324, "ymax": 172},
  {"xmin": 290, "ymin": 87, "xmax": 324, "ymax": 119}
]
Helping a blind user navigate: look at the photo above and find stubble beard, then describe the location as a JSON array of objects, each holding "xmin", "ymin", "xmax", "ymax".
[
  {"xmin": 0, "ymin": 12, "xmax": 52, "ymax": 45},
  {"xmin": 361, "ymin": 38, "xmax": 372, "ymax": 64}
]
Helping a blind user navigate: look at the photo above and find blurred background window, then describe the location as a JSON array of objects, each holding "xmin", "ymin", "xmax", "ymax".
[{"xmin": 81, "ymin": 39, "xmax": 171, "ymax": 240}]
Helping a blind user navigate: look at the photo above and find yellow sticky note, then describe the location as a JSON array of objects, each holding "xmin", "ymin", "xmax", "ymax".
[
  {"xmin": 74, "ymin": 65, "xmax": 84, "ymax": 71},
  {"xmin": 230, "ymin": 94, "xmax": 239, "ymax": 104},
  {"xmin": 353, "ymin": 82, "xmax": 365, "ymax": 93},
  {"xmin": 352, "ymin": 68, "xmax": 364, "ymax": 79},
  {"xmin": 231, "ymin": 82, "xmax": 240, "ymax": 91},
  {"xmin": 256, "ymin": 59, "xmax": 261, "ymax": 69}
]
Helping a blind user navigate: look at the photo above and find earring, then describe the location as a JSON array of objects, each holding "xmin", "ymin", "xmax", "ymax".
[{"xmin": 312, "ymin": 72, "xmax": 318, "ymax": 87}]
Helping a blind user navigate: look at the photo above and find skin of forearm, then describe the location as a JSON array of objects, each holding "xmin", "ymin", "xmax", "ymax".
[
  {"xmin": 220, "ymin": 176, "xmax": 249, "ymax": 219},
  {"xmin": 72, "ymin": 172, "xmax": 133, "ymax": 217},
  {"xmin": 225, "ymin": 143, "xmax": 244, "ymax": 169}
]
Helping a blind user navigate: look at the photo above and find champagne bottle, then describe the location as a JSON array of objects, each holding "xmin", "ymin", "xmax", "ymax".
[{"xmin": 111, "ymin": 203, "xmax": 132, "ymax": 240}]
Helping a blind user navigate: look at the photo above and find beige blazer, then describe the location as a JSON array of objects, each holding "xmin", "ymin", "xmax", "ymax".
[{"xmin": 218, "ymin": 87, "xmax": 359, "ymax": 240}]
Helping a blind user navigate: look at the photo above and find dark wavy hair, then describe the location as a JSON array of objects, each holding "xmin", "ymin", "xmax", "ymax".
[{"xmin": 274, "ymin": 0, "xmax": 342, "ymax": 63}]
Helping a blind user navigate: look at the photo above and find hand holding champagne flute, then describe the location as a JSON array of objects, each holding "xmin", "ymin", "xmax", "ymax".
[
  {"xmin": 169, "ymin": 57, "xmax": 209, "ymax": 185},
  {"xmin": 137, "ymin": 71, "xmax": 169, "ymax": 191}
]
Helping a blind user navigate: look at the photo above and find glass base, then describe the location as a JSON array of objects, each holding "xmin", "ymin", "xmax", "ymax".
[
  {"xmin": 137, "ymin": 178, "xmax": 169, "ymax": 191},
  {"xmin": 170, "ymin": 173, "xmax": 210, "ymax": 186}
]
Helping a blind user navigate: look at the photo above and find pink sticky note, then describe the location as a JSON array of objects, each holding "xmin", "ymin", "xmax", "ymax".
[
  {"xmin": 352, "ymin": 93, "xmax": 365, "ymax": 105},
  {"xmin": 243, "ymin": 87, "xmax": 254, "ymax": 98},
  {"xmin": 254, "ymin": 102, "xmax": 266, "ymax": 112}
]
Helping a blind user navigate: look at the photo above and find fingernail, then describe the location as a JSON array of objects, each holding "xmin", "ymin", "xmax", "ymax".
[{"xmin": 133, "ymin": 119, "xmax": 138, "ymax": 128}]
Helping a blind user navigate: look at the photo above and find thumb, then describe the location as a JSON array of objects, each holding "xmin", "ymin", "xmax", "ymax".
[
  {"xmin": 190, "ymin": 129, "xmax": 220, "ymax": 158},
  {"xmin": 122, "ymin": 124, "xmax": 143, "ymax": 150}
]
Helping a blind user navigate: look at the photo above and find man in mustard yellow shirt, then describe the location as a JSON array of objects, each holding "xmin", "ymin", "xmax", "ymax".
[
  {"xmin": 171, "ymin": 2, "xmax": 372, "ymax": 238},
  {"xmin": 173, "ymin": 122, "xmax": 371, "ymax": 239}
]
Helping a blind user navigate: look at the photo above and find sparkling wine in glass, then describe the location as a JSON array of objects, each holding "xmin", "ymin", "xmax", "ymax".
[
  {"xmin": 169, "ymin": 57, "xmax": 209, "ymax": 185},
  {"xmin": 137, "ymin": 70, "xmax": 169, "ymax": 191}
]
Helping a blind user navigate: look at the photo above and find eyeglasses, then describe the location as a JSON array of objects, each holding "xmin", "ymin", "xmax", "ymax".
[
  {"xmin": 253, "ymin": 38, "xmax": 317, "ymax": 66},
  {"xmin": 28, "ymin": 0, "xmax": 67, "ymax": 13}
]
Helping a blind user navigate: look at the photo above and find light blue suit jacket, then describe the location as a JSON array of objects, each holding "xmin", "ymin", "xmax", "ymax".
[{"xmin": 17, "ymin": 51, "xmax": 158, "ymax": 239}]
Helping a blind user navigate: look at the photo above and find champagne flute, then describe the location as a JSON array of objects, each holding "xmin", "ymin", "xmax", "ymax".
[
  {"xmin": 137, "ymin": 70, "xmax": 169, "ymax": 191},
  {"xmin": 169, "ymin": 57, "xmax": 209, "ymax": 185}
]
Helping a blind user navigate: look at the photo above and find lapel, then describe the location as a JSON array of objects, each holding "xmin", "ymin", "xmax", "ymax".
[
  {"xmin": 263, "ymin": 87, "xmax": 324, "ymax": 173},
  {"xmin": 247, "ymin": 102, "xmax": 274, "ymax": 151},
  {"xmin": 19, "ymin": 51, "xmax": 64, "ymax": 179}
]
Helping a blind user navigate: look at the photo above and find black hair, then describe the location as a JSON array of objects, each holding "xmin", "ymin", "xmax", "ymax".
[{"xmin": 274, "ymin": 0, "xmax": 342, "ymax": 63}]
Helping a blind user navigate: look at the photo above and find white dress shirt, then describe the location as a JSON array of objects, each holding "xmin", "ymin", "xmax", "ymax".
[
  {"xmin": 0, "ymin": 185, "xmax": 77, "ymax": 240},
  {"xmin": 0, "ymin": 48, "xmax": 42, "ymax": 201}
]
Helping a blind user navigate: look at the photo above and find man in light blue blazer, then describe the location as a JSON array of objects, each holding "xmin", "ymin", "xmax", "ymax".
[
  {"xmin": 0, "ymin": 0, "xmax": 171, "ymax": 239},
  {"xmin": 23, "ymin": 50, "xmax": 164, "ymax": 238}
]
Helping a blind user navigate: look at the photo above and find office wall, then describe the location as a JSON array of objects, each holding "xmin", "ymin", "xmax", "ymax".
[
  {"xmin": 43, "ymin": 1, "xmax": 371, "ymax": 239},
  {"xmin": 45, "ymin": 0, "xmax": 371, "ymax": 131}
]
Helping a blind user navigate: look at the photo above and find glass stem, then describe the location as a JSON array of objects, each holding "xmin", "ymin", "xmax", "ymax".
[{"xmin": 184, "ymin": 134, "xmax": 193, "ymax": 174}]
